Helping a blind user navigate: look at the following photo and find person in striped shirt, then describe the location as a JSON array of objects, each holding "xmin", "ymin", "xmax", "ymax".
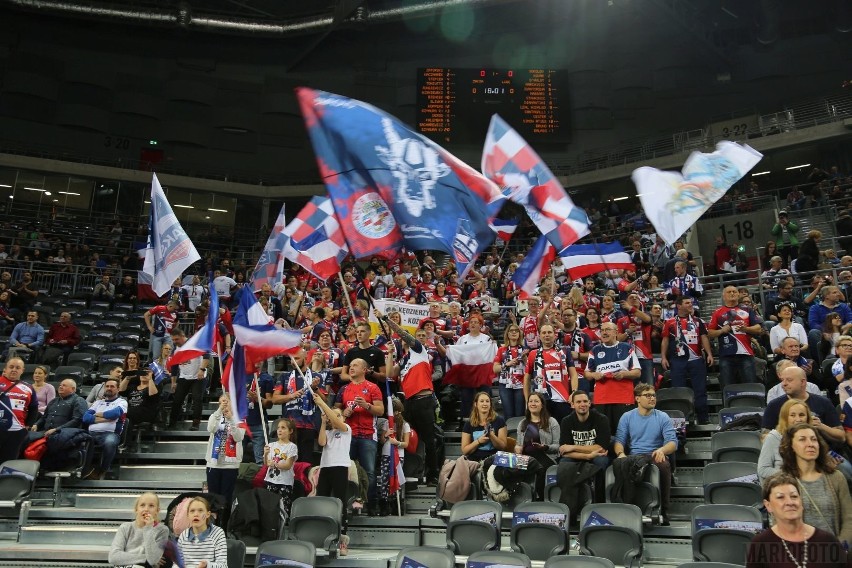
[{"xmin": 177, "ymin": 496, "xmax": 228, "ymax": 568}]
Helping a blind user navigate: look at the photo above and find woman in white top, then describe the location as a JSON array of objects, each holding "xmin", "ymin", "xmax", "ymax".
[
  {"xmin": 205, "ymin": 394, "xmax": 244, "ymax": 523},
  {"xmin": 313, "ymin": 391, "xmax": 351, "ymax": 555},
  {"xmin": 769, "ymin": 303, "xmax": 808, "ymax": 355},
  {"xmin": 376, "ymin": 397, "xmax": 411, "ymax": 516}
]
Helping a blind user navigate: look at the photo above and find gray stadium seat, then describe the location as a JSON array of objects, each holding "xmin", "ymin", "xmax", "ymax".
[
  {"xmin": 579, "ymin": 503, "xmax": 643, "ymax": 568},
  {"xmin": 691, "ymin": 504, "xmax": 763, "ymax": 565},
  {"xmin": 722, "ymin": 382, "xmax": 766, "ymax": 408},
  {"xmin": 446, "ymin": 499, "xmax": 502, "ymax": 555},
  {"xmin": 256, "ymin": 539, "xmax": 316, "ymax": 567},
  {"xmin": 544, "ymin": 556, "xmax": 616, "ymax": 568},
  {"xmin": 0, "ymin": 459, "xmax": 39, "ymax": 508},
  {"xmin": 711, "ymin": 431, "xmax": 762, "ymax": 463},
  {"xmin": 510, "ymin": 501, "xmax": 570, "ymax": 560},
  {"xmin": 285, "ymin": 496, "xmax": 343, "ymax": 555},
  {"xmin": 655, "ymin": 387, "xmax": 695, "ymax": 420},
  {"xmin": 702, "ymin": 462, "xmax": 761, "ymax": 506},
  {"xmin": 394, "ymin": 546, "xmax": 455, "ymax": 568},
  {"xmin": 466, "ymin": 550, "xmax": 531, "ymax": 568},
  {"xmin": 226, "ymin": 538, "xmax": 246, "ymax": 568}
]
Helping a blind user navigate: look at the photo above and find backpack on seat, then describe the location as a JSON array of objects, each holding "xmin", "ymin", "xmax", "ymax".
[{"xmin": 438, "ymin": 456, "xmax": 480, "ymax": 505}]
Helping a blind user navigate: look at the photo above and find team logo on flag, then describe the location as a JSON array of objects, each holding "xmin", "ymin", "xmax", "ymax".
[
  {"xmin": 352, "ymin": 192, "xmax": 396, "ymax": 239},
  {"xmin": 453, "ymin": 219, "xmax": 478, "ymax": 265},
  {"xmin": 164, "ymin": 239, "xmax": 193, "ymax": 265}
]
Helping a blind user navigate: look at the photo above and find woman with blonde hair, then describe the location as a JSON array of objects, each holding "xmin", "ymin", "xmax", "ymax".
[
  {"xmin": 494, "ymin": 323, "xmax": 527, "ymax": 419},
  {"xmin": 108, "ymin": 491, "xmax": 168, "ymax": 568},
  {"xmin": 758, "ymin": 398, "xmax": 811, "ymax": 483}
]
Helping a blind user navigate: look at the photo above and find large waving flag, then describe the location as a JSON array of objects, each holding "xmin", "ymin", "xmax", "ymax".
[
  {"xmin": 283, "ymin": 196, "xmax": 349, "ymax": 281},
  {"xmin": 558, "ymin": 242, "xmax": 635, "ymax": 281},
  {"xmin": 632, "ymin": 141, "xmax": 763, "ymax": 245},
  {"xmin": 512, "ymin": 234, "xmax": 556, "ymax": 298},
  {"xmin": 482, "ymin": 115, "xmax": 589, "ymax": 252},
  {"xmin": 444, "ymin": 341, "xmax": 499, "ymax": 389},
  {"xmin": 232, "ymin": 288, "xmax": 302, "ymax": 369},
  {"xmin": 251, "ymin": 204, "xmax": 287, "ymax": 292},
  {"xmin": 142, "ymin": 174, "xmax": 201, "ymax": 297},
  {"xmin": 297, "ymin": 88, "xmax": 504, "ymax": 276},
  {"xmin": 168, "ymin": 290, "xmax": 219, "ymax": 367}
]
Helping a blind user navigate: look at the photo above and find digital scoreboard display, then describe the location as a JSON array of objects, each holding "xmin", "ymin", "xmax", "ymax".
[{"xmin": 416, "ymin": 68, "xmax": 568, "ymax": 145}]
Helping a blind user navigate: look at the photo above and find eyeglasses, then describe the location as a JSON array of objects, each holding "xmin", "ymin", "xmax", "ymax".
[
  {"xmin": 839, "ymin": 344, "xmax": 852, "ymax": 349},
  {"xmin": 639, "ymin": 394, "xmax": 657, "ymax": 399}
]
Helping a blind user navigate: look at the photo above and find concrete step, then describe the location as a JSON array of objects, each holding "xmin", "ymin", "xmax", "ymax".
[
  {"xmin": 19, "ymin": 524, "xmax": 118, "ymax": 546},
  {"xmin": 116, "ymin": 465, "xmax": 206, "ymax": 482},
  {"xmin": 74, "ymin": 492, "xmax": 181, "ymax": 509}
]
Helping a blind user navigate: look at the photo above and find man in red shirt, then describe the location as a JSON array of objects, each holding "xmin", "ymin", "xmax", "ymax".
[
  {"xmin": 0, "ymin": 357, "xmax": 38, "ymax": 462},
  {"xmin": 523, "ymin": 324, "xmax": 578, "ymax": 423},
  {"xmin": 42, "ymin": 312, "xmax": 81, "ymax": 367},
  {"xmin": 335, "ymin": 357, "xmax": 384, "ymax": 515},
  {"xmin": 616, "ymin": 293, "xmax": 653, "ymax": 384},
  {"xmin": 144, "ymin": 300, "xmax": 179, "ymax": 360}
]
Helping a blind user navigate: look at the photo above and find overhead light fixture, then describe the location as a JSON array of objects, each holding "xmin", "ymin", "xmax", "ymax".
[
  {"xmin": 24, "ymin": 187, "xmax": 46, "ymax": 192},
  {"xmin": 0, "ymin": 184, "xmax": 10, "ymax": 188},
  {"xmin": 222, "ymin": 127, "xmax": 249, "ymax": 134},
  {"xmin": 751, "ymin": 171, "xmax": 770, "ymax": 176},
  {"xmin": 208, "ymin": 208, "xmax": 228, "ymax": 213},
  {"xmin": 613, "ymin": 196, "xmax": 629, "ymax": 201},
  {"xmin": 173, "ymin": 204, "xmax": 194, "ymax": 209},
  {"xmin": 785, "ymin": 163, "xmax": 811, "ymax": 170},
  {"xmin": 58, "ymin": 191, "xmax": 81, "ymax": 196},
  {"xmin": 44, "ymin": 192, "xmax": 52, "ymax": 196},
  {"xmin": 52, "ymin": 199, "xmax": 59, "ymax": 202},
  {"xmin": 144, "ymin": 200, "xmax": 151, "ymax": 204},
  {"xmin": 205, "ymin": 215, "xmax": 210, "ymax": 219}
]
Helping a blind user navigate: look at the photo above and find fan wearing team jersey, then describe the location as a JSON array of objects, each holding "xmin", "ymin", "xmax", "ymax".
[
  {"xmin": 709, "ymin": 286, "xmax": 764, "ymax": 388},
  {"xmin": 660, "ymin": 297, "xmax": 714, "ymax": 424},
  {"xmin": 585, "ymin": 323, "xmax": 642, "ymax": 432},
  {"xmin": 616, "ymin": 292, "xmax": 654, "ymax": 385},
  {"xmin": 557, "ymin": 307, "xmax": 593, "ymax": 393},
  {"xmin": 519, "ymin": 296, "xmax": 544, "ymax": 350},
  {"xmin": 523, "ymin": 324, "xmax": 578, "ymax": 423}
]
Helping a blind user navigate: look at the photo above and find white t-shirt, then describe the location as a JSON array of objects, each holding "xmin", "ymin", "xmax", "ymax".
[
  {"xmin": 380, "ymin": 420, "xmax": 411, "ymax": 459},
  {"xmin": 213, "ymin": 276, "xmax": 237, "ymax": 298},
  {"xmin": 264, "ymin": 441, "xmax": 298, "ymax": 486},
  {"xmin": 320, "ymin": 424, "xmax": 352, "ymax": 468},
  {"xmin": 87, "ymin": 397, "xmax": 128, "ymax": 433}
]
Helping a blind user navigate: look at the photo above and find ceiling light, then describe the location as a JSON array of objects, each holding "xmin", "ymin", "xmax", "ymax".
[
  {"xmin": 751, "ymin": 171, "xmax": 770, "ymax": 176},
  {"xmin": 612, "ymin": 196, "xmax": 629, "ymax": 201},
  {"xmin": 0, "ymin": 184, "xmax": 10, "ymax": 188},
  {"xmin": 208, "ymin": 208, "xmax": 228, "ymax": 213},
  {"xmin": 785, "ymin": 163, "xmax": 811, "ymax": 170},
  {"xmin": 52, "ymin": 199, "xmax": 59, "ymax": 202},
  {"xmin": 173, "ymin": 204, "xmax": 194, "ymax": 209},
  {"xmin": 24, "ymin": 187, "xmax": 46, "ymax": 192},
  {"xmin": 58, "ymin": 191, "xmax": 81, "ymax": 196}
]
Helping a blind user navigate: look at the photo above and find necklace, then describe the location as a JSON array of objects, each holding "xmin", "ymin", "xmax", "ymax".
[{"xmin": 780, "ymin": 536, "xmax": 808, "ymax": 568}]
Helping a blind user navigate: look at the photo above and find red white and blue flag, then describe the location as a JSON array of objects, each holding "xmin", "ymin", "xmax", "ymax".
[
  {"xmin": 489, "ymin": 217, "xmax": 520, "ymax": 242},
  {"xmin": 168, "ymin": 289, "xmax": 219, "ymax": 367},
  {"xmin": 222, "ymin": 339, "xmax": 250, "ymax": 423},
  {"xmin": 142, "ymin": 174, "xmax": 201, "ymax": 297},
  {"xmin": 251, "ymin": 204, "xmax": 287, "ymax": 292},
  {"xmin": 512, "ymin": 234, "xmax": 557, "ymax": 298},
  {"xmin": 297, "ymin": 88, "xmax": 504, "ymax": 276},
  {"xmin": 232, "ymin": 288, "xmax": 302, "ymax": 370},
  {"xmin": 558, "ymin": 242, "xmax": 635, "ymax": 281},
  {"xmin": 386, "ymin": 380, "xmax": 405, "ymax": 498},
  {"xmin": 283, "ymin": 196, "xmax": 348, "ymax": 281},
  {"xmin": 482, "ymin": 115, "xmax": 589, "ymax": 252}
]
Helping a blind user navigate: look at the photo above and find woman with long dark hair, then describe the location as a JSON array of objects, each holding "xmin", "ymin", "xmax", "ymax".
[{"xmin": 516, "ymin": 392, "xmax": 560, "ymax": 498}]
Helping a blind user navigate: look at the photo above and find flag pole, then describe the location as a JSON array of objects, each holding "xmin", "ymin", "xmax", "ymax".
[
  {"xmin": 253, "ymin": 374, "xmax": 269, "ymax": 446},
  {"xmin": 337, "ymin": 272, "xmax": 357, "ymax": 326}
]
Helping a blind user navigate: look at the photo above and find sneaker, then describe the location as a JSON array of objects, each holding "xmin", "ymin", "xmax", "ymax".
[
  {"xmin": 338, "ymin": 534, "xmax": 350, "ymax": 556},
  {"xmin": 189, "ymin": 422, "xmax": 200, "ymax": 431},
  {"xmin": 660, "ymin": 511, "xmax": 671, "ymax": 526}
]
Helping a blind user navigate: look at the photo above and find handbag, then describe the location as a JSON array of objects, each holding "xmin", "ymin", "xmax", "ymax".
[{"xmin": 23, "ymin": 436, "xmax": 48, "ymax": 461}]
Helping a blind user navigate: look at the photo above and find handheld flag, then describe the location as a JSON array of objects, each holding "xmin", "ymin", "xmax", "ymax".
[
  {"xmin": 232, "ymin": 288, "xmax": 302, "ymax": 369},
  {"xmin": 168, "ymin": 289, "xmax": 220, "ymax": 367},
  {"xmin": 482, "ymin": 115, "xmax": 590, "ymax": 252},
  {"xmin": 283, "ymin": 196, "xmax": 349, "ymax": 281},
  {"xmin": 386, "ymin": 380, "xmax": 405, "ymax": 499},
  {"xmin": 221, "ymin": 343, "xmax": 249, "ymax": 430},
  {"xmin": 251, "ymin": 204, "xmax": 287, "ymax": 292},
  {"xmin": 558, "ymin": 242, "xmax": 635, "ymax": 281},
  {"xmin": 297, "ymin": 87, "xmax": 504, "ymax": 276},
  {"xmin": 632, "ymin": 141, "xmax": 763, "ymax": 245},
  {"xmin": 444, "ymin": 341, "xmax": 498, "ymax": 389},
  {"xmin": 511, "ymin": 234, "xmax": 556, "ymax": 298},
  {"xmin": 142, "ymin": 174, "xmax": 201, "ymax": 297},
  {"xmin": 489, "ymin": 217, "xmax": 520, "ymax": 243}
]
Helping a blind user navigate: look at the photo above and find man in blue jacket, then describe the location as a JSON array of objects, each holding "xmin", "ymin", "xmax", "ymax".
[
  {"xmin": 6, "ymin": 311, "xmax": 44, "ymax": 361},
  {"xmin": 807, "ymin": 285, "xmax": 852, "ymax": 362}
]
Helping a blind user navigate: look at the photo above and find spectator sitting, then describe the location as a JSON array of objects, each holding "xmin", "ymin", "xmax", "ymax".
[
  {"xmin": 769, "ymin": 303, "xmax": 809, "ymax": 357},
  {"xmin": 92, "ymin": 274, "xmax": 115, "ymax": 303},
  {"xmin": 30, "ymin": 364, "xmax": 55, "ymax": 414},
  {"xmin": 7, "ymin": 310, "xmax": 45, "ymax": 361},
  {"xmin": 768, "ymin": 359, "xmax": 821, "ymax": 404},
  {"xmin": 757, "ymin": 399, "xmax": 811, "ymax": 484},
  {"xmin": 82, "ymin": 376, "xmax": 127, "ymax": 480},
  {"xmin": 0, "ymin": 290, "xmax": 15, "ymax": 334},
  {"xmin": 832, "ymin": 337, "xmax": 852, "ymax": 405},
  {"xmin": 613, "ymin": 384, "xmax": 678, "ymax": 526},
  {"xmin": 88, "ymin": 365, "xmax": 123, "ymax": 407},
  {"xmin": 108, "ymin": 492, "xmax": 168, "ymax": 568},
  {"xmin": 42, "ymin": 312, "xmax": 81, "ymax": 367},
  {"xmin": 779, "ymin": 423, "xmax": 852, "ymax": 543},
  {"xmin": 28, "ymin": 378, "xmax": 87, "ymax": 442},
  {"xmin": 461, "ymin": 390, "xmax": 508, "ymax": 462},
  {"xmin": 120, "ymin": 368, "xmax": 162, "ymax": 451},
  {"xmin": 113, "ymin": 275, "xmax": 137, "ymax": 305}
]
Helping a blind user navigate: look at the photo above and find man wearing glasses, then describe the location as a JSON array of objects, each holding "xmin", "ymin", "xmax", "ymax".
[
  {"xmin": 585, "ymin": 322, "xmax": 641, "ymax": 432},
  {"xmin": 831, "ymin": 335, "xmax": 852, "ymax": 405},
  {"xmin": 613, "ymin": 384, "xmax": 678, "ymax": 525}
]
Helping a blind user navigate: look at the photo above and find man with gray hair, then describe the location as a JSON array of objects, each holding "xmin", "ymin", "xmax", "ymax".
[
  {"xmin": 665, "ymin": 260, "xmax": 703, "ymax": 307},
  {"xmin": 760, "ymin": 256, "xmax": 790, "ymax": 299},
  {"xmin": 29, "ymin": 379, "xmax": 87, "ymax": 441}
]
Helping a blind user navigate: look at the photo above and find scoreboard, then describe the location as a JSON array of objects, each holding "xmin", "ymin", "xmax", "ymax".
[{"xmin": 416, "ymin": 68, "xmax": 568, "ymax": 145}]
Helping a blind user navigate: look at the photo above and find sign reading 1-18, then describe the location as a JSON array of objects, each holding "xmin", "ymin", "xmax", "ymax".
[{"xmin": 719, "ymin": 221, "xmax": 754, "ymax": 241}]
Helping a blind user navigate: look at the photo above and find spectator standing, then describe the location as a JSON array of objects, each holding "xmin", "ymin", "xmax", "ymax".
[
  {"xmin": 0, "ymin": 357, "xmax": 38, "ymax": 462},
  {"xmin": 523, "ymin": 323, "xmax": 578, "ymax": 423},
  {"xmin": 335, "ymin": 357, "xmax": 384, "ymax": 516},
  {"xmin": 205, "ymin": 393, "xmax": 244, "ymax": 513},
  {"xmin": 660, "ymin": 297, "xmax": 714, "ymax": 424},
  {"xmin": 796, "ymin": 230, "xmax": 823, "ymax": 275},
  {"xmin": 245, "ymin": 369, "xmax": 274, "ymax": 465},
  {"xmin": 709, "ymin": 286, "xmax": 763, "ymax": 387},
  {"xmin": 771, "ymin": 210, "xmax": 800, "ymax": 268},
  {"xmin": 271, "ymin": 349, "xmax": 321, "ymax": 464},
  {"xmin": 613, "ymin": 384, "xmax": 678, "ymax": 525},
  {"xmin": 82, "ymin": 377, "xmax": 127, "ymax": 480},
  {"xmin": 7, "ymin": 310, "xmax": 45, "ymax": 361},
  {"xmin": 263, "ymin": 417, "xmax": 298, "ymax": 519},
  {"xmin": 342, "ymin": 322, "xmax": 387, "ymax": 388},
  {"xmin": 167, "ymin": 329, "xmax": 209, "ymax": 431},
  {"xmin": 585, "ymin": 322, "xmax": 641, "ymax": 432},
  {"xmin": 616, "ymin": 293, "xmax": 654, "ymax": 385},
  {"xmin": 493, "ymin": 324, "xmax": 527, "ymax": 420},
  {"xmin": 41, "ymin": 312, "xmax": 81, "ymax": 367},
  {"xmin": 313, "ymin": 391, "xmax": 352, "ymax": 555},
  {"xmin": 144, "ymin": 300, "xmax": 179, "ymax": 361}
]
